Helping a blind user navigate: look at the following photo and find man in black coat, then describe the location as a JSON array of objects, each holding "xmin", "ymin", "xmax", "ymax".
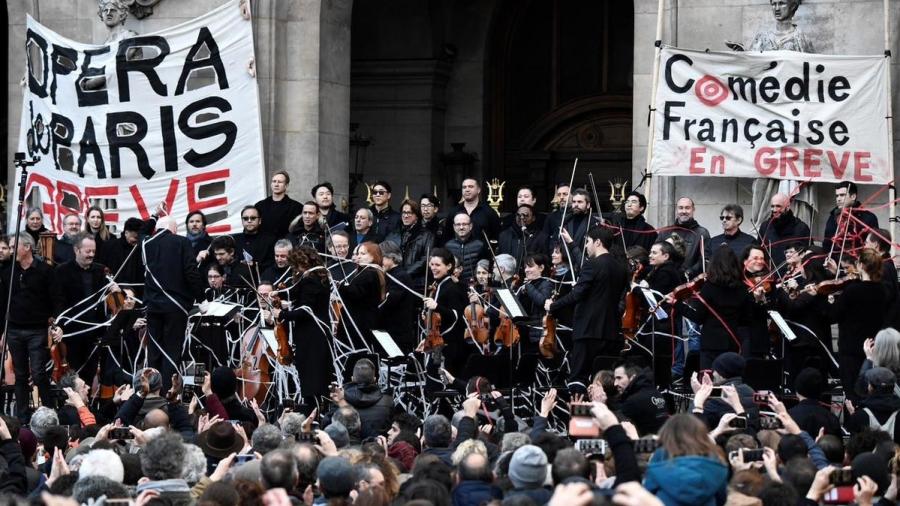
[
  {"xmin": 142, "ymin": 216, "xmax": 206, "ymax": 391},
  {"xmin": 443, "ymin": 178, "xmax": 501, "ymax": 243},
  {"xmin": 312, "ymin": 182, "xmax": 350, "ymax": 232},
  {"xmin": 378, "ymin": 243, "xmax": 417, "ymax": 353},
  {"xmin": 546, "ymin": 226, "xmax": 628, "ymax": 392},
  {"xmin": 705, "ymin": 204, "xmax": 757, "ymax": 259},
  {"xmin": 656, "ymin": 197, "xmax": 711, "ymax": 277},
  {"xmin": 233, "ymin": 205, "xmax": 277, "ymax": 272},
  {"xmin": 823, "ymin": 181, "xmax": 879, "ymax": 256},
  {"xmin": 255, "ymin": 170, "xmax": 304, "ymax": 239},
  {"xmin": 542, "ymin": 183, "xmax": 570, "ymax": 251},
  {"xmin": 558, "ymin": 190, "xmax": 601, "ymax": 268},
  {"xmin": 498, "ymin": 204, "xmax": 547, "ymax": 275},
  {"xmin": 846, "ymin": 367, "xmax": 900, "ymax": 444},
  {"xmin": 289, "ymin": 202, "xmax": 326, "ymax": 253},
  {"xmin": 370, "ymin": 181, "xmax": 402, "ymax": 239},
  {"xmin": 332, "ymin": 359, "xmax": 394, "ymax": 439},
  {"xmin": 758, "ymin": 193, "xmax": 811, "ymax": 269},
  {"xmin": 788, "ymin": 368, "xmax": 841, "ymax": 437},
  {"xmin": 614, "ymin": 364, "xmax": 669, "ymax": 435},
  {"xmin": 604, "ymin": 191, "xmax": 658, "ymax": 252},
  {"xmin": 384, "ymin": 202, "xmax": 433, "ymax": 295},
  {"xmin": 52, "ymin": 233, "xmax": 110, "ymax": 384},
  {"xmin": 101, "ymin": 217, "xmax": 147, "ymax": 296},
  {"xmin": 444, "ymin": 213, "xmax": 488, "ymax": 284}
]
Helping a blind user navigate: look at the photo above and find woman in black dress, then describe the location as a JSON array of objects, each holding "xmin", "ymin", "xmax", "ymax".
[
  {"xmin": 339, "ymin": 241, "xmax": 386, "ymax": 347},
  {"xmin": 422, "ymin": 248, "xmax": 468, "ymax": 375},
  {"xmin": 276, "ymin": 246, "xmax": 334, "ymax": 403}
]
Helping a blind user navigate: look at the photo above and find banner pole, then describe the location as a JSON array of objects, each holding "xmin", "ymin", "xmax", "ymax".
[
  {"xmin": 643, "ymin": 0, "xmax": 666, "ymax": 209},
  {"xmin": 885, "ymin": 0, "xmax": 896, "ymax": 256}
]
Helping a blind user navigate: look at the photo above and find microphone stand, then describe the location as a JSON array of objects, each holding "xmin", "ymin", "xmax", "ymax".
[{"xmin": 1, "ymin": 153, "xmax": 40, "ymax": 414}]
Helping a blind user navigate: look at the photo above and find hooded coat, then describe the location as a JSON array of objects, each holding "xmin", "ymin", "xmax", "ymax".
[
  {"xmin": 343, "ymin": 382, "xmax": 393, "ymax": 439},
  {"xmin": 644, "ymin": 450, "xmax": 728, "ymax": 506}
]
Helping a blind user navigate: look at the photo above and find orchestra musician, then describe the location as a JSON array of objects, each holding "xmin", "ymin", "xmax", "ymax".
[
  {"xmin": 273, "ymin": 246, "xmax": 334, "ymax": 403},
  {"xmin": 810, "ymin": 248, "xmax": 888, "ymax": 401},
  {"xmin": 545, "ymin": 227, "xmax": 628, "ymax": 393},
  {"xmin": 339, "ymin": 242, "xmax": 386, "ymax": 346},
  {"xmin": 673, "ymin": 248, "xmax": 754, "ymax": 369},
  {"xmin": 422, "ymin": 248, "xmax": 468, "ymax": 374},
  {"xmin": 741, "ymin": 244, "xmax": 775, "ymax": 358},
  {"xmin": 864, "ymin": 229, "xmax": 900, "ymax": 330},
  {"xmin": 0, "ymin": 233, "xmax": 61, "ymax": 418},
  {"xmin": 378, "ymin": 242, "xmax": 417, "ymax": 354},
  {"xmin": 517, "ymin": 253, "xmax": 554, "ymax": 353}
]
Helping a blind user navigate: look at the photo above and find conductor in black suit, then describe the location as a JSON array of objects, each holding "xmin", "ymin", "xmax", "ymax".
[{"xmin": 545, "ymin": 226, "xmax": 628, "ymax": 393}]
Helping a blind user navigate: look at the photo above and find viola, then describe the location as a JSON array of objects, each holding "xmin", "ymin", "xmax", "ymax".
[
  {"xmin": 422, "ymin": 283, "xmax": 444, "ymax": 352},
  {"xmin": 493, "ymin": 309, "xmax": 520, "ymax": 347},
  {"xmin": 621, "ymin": 262, "xmax": 645, "ymax": 340},
  {"xmin": 464, "ymin": 281, "xmax": 491, "ymax": 346},
  {"xmin": 811, "ymin": 275, "xmax": 856, "ymax": 296},
  {"xmin": 539, "ymin": 268, "xmax": 559, "ymax": 358},
  {"xmin": 47, "ymin": 318, "xmax": 69, "ymax": 383}
]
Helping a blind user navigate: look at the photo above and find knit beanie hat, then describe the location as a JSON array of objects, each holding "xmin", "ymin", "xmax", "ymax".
[
  {"xmin": 713, "ymin": 352, "xmax": 746, "ymax": 379},
  {"xmin": 508, "ymin": 445, "xmax": 548, "ymax": 489},
  {"xmin": 211, "ymin": 367, "xmax": 237, "ymax": 398},
  {"xmin": 794, "ymin": 368, "xmax": 825, "ymax": 399}
]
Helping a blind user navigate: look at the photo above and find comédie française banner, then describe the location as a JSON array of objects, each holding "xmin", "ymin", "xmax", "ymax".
[
  {"xmin": 13, "ymin": 0, "xmax": 265, "ymax": 235},
  {"xmin": 648, "ymin": 46, "xmax": 891, "ymax": 185}
]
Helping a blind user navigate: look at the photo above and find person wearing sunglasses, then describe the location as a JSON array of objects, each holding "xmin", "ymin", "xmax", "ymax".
[
  {"xmin": 705, "ymin": 204, "xmax": 757, "ymax": 261},
  {"xmin": 233, "ymin": 205, "xmax": 276, "ymax": 273},
  {"xmin": 369, "ymin": 181, "xmax": 402, "ymax": 239}
]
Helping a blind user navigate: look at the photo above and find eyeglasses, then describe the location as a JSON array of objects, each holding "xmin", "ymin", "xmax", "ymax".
[
  {"xmin": 420, "ymin": 203, "xmax": 435, "ymax": 208},
  {"xmin": 719, "ymin": 215, "xmax": 734, "ymax": 221},
  {"xmin": 242, "ymin": 216, "xmax": 259, "ymax": 221},
  {"xmin": 372, "ymin": 190, "xmax": 387, "ymax": 195}
]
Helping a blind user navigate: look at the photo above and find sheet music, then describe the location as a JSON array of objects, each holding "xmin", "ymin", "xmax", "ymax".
[
  {"xmin": 372, "ymin": 330, "xmax": 404, "ymax": 358},
  {"xmin": 641, "ymin": 288, "xmax": 668, "ymax": 320},
  {"xmin": 205, "ymin": 301, "xmax": 240, "ymax": 318},
  {"xmin": 259, "ymin": 328, "xmax": 280, "ymax": 353},
  {"xmin": 767, "ymin": 311, "xmax": 797, "ymax": 342},
  {"xmin": 495, "ymin": 288, "xmax": 526, "ymax": 319}
]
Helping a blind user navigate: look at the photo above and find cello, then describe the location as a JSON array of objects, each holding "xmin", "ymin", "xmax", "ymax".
[{"xmin": 234, "ymin": 323, "xmax": 272, "ymax": 404}]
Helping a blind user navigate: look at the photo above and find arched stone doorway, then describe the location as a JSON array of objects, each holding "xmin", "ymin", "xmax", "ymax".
[{"xmin": 486, "ymin": 0, "xmax": 634, "ymax": 212}]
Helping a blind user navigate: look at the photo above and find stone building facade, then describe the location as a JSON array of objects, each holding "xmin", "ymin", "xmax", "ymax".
[{"xmin": 5, "ymin": 0, "xmax": 899, "ymax": 235}]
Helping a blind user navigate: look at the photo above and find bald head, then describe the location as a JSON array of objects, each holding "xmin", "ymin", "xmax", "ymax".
[
  {"xmin": 144, "ymin": 409, "xmax": 170, "ymax": 429},
  {"xmin": 675, "ymin": 197, "xmax": 695, "ymax": 224},
  {"xmin": 770, "ymin": 194, "xmax": 790, "ymax": 219},
  {"xmin": 159, "ymin": 216, "xmax": 177, "ymax": 234}
]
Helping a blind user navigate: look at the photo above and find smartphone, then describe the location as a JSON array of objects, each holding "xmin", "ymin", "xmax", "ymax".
[
  {"xmin": 568, "ymin": 403, "xmax": 601, "ymax": 438},
  {"xmin": 752, "ymin": 391, "xmax": 772, "ymax": 404},
  {"xmin": 575, "ymin": 439, "xmax": 607, "ymax": 459},
  {"xmin": 193, "ymin": 364, "xmax": 206, "ymax": 386},
  {"xmin": 759, "ymin": 416, "xmax": 783, "ymax": 430},
  {"xmin": 728, "ymin": 416, "xmax": 748, "ymax": 429},
  {"xmin": 234, "ymin": 454, "xmax": 258, "ymax": 465},
  {"xmin": 741, "ymin": 449, "xmax": 765, "ymax": 462},
  {"xmin": 109, "ymin": 427, "xmax": 134, "ymax": 440},
  {"xmin": 829, "ymin": 468, "xmax": 854, "ymax": 486},
  {"xmin": 633, "ymin": 438, "xmax": 661, "ymax": 454},
  {"xmin": 709, "ymin": 386, "xmax": 723, "ymax": 398}
]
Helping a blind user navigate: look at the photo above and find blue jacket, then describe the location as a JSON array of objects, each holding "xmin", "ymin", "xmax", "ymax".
[
  {"xmin": 452, "ymin": 480, "xmax": 501, "ymax": 506},
  {"xmin": 644, "ymin": 450, "xmax": 728, "ymax": 506}
]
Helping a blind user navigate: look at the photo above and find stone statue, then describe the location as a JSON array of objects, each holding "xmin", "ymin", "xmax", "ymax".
[
  {"xmin": 725, "ymin": 0, "xmax": 814, "ymax": 53},
  {"xmin": 98, "ymin": 0, "xmax": 138, "ymax": 45}
]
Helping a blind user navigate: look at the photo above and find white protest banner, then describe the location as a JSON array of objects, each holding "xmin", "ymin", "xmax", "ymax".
[
  {"xmin": 649, "ymin": 46, "xmax": 891, "ymax": 185},
  {"xmin": 14, "ymin": 0, "xmax": 265, "ymax": 235}
]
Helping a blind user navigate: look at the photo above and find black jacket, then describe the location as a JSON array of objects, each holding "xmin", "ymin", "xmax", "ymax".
[
  {"xmin": 233, "ymin": 231, "xmax": 277, "ymax": 272},
  {"xmin": 604, "ymin": 213, "xmax": 658, "ymax": 251},
  {"xmin": 101, "ymin": 235, "xmax": 145, "ymax": 294},
  {"xmin": 0, "ymin": 259, "xmax": 59, "ymax": 328},
  {"xmin": 289, "ymin": 224, "xmax": 326, "ymax": 253},
  {"xmin": 141, "ymin": 230, "xmax": 205, "ymax": 313},
  {"xmin": 386, "ymin": 223, "xmax": 434, "ymax": 292},
  {"xmin": 823, "ymin": 202, "xmax": 879, "ymax": 255},
  {"xmin": 322, "ymin": 207, "xmax": 351, "ymax": 232},
  {"xmin": 444, "ymin": 235, "xmax": 488, "ymax": 284},
  {"xmin": 563, "ymin": 214, "xmax": 602, "ymax": 267},
  {"xmin": 618, "ymin": 370, "xmax": 669, "ymax": 436},
  {"xmin": 371, "ymin": 205, "xmax": 402, "ymax": 239},
  {"xmin": 758, "ymin": 210, "xmax": 811, "ymax": 268},
  {"xmin": 350, "ymin": 230, "xmax": 384, "ymax": 250},
  {"xmin": 423, "ymin": 217, "xmax": 447, "ymax": 247},
  {"xmin": 52, "ymin": 261, "xmax": 109, "ymax": 335},
  {"xmin": 498, "ymin": 223, "xmax": 547, "ymax": 271},
  {"xmin": 444, "ymin": 202, "xmax": 501, "ymax": 243},
  {"xmin": 789, "ymin": 398, "xmax": 842, "ymax": 437},
  {"xmin": 517, "ymin": 278, "xmax": 553, "ymax": 343},
  {"xmin": 679, "ymin": 281, "xmax": 754, "ymax": 352},
  {"xmin": 53, "ymin": 235, "xmax": 76, "ymax": 265},
  {"xmin": 657, "ymin": 219, "xmax": 711, "ymax": 278},
  {"xmin": 343, "ymin": 382, "xmax": 394, "ymax": 439},
  {"xmin": 339, "ymin": 267, "xmax": 383, "ymax": 343},
  {"xmin": 829, "ymin": 280, "xmax": 887, "ymax": 356},
  {"xmin": 186, "ymin": 232, "xmax": 212, "ymax": 259},
  {"xmin": 846, "ymin": 392, "xmax": 900, "ymax": 443},
  {"xmin": 550, "ymin": 253, "xmax": 628, "ymax": 341},
  {"xmin": 255, "ymin": 195, "xmax": 304, "ymax": 239},
  {"xmin": 378, "ymin": 267, "xmax": 417, "ymax": 352},
  {"xmin": 706, "ymin": 230, "xmax": 757, "ymax": 260},
  {"xmin": 0, "ymin": 439, "xmax": 26, "ymax": 495}
]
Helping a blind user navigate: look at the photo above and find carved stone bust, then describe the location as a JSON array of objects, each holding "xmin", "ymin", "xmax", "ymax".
[
  {"xmin": 98, "ymin": 0, "xmax": 138, "ymax": 45},
  {"xmin": 727, "ymin": 0, "xmax": 814, "ymax": 53}
]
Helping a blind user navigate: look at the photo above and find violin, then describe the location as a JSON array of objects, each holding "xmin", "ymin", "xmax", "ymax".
[
  {"xmin": 270, "ymin": 285, "xmax": 293, "ymax": 365},
  {"xmin": 539, "ymin": 268, "xmax": 559, "ymax": 359},
  {"xmin": 811, "ymin": 275, "xmax": 857, "ymax": 296},
  {"xmin": 422, "ymin": 283, "xmax": 444, "ymax": 352},
  {"xmin": 621, "ymin": 261, "xmax": 645, "ymax": 340},
  {"xmin": 669, "ymin": 273, "xmax": 707, "ymax": 303},
  {"xmin": 464, "ymin": 281, "xmax": 491, "ymax": 346},
  {"xmin": 493, "ymin": 309, "xmax": 520, "ymax": 347},
  {"xmin": 104, "ymin": 271, "xmax": 127, "ymax": 315},
  {"xmin": 47, "ymin": 317, "xmax": 69, "ymax": 383}
]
